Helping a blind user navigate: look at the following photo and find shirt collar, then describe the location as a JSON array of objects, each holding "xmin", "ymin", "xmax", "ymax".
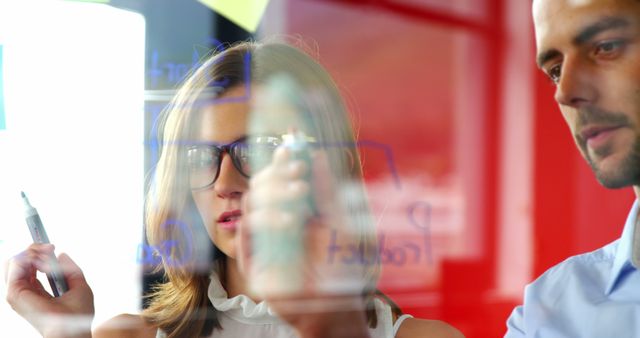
[{"xmin": 605, "ymin": 199, "xmax": 640, "ymax": 295}]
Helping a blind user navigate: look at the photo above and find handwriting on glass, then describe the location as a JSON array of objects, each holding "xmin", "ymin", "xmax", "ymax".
[
  {"xmin": 137, "ymin": 219, "xmax": 193, "ymax": 267},
  {"xmin": 326, "ymin": 201, "xmax": 432, "ymax": 267}
]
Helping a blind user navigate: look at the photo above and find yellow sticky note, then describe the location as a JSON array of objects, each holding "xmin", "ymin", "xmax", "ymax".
[{"xmin": 198, "ymin": 0, "xmax": 270, "ymax": 33}]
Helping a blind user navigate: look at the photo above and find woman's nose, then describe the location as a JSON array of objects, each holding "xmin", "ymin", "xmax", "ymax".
[{"xmin": 213, "ymin": 154, "xmax": 246, "ymax": 199}]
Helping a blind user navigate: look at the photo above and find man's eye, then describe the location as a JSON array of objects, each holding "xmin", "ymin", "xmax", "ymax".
[
  {"xmin": 594, "ymin": 40, "xmax": 625, "ymax": 57},
  {"xmin": 547, "ymin": 64, "xmax": 562, "ymax": 84}
]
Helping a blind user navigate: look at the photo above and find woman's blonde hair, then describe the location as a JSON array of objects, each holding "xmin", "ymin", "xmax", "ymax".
[{"xmin": 141, "ymin": 40, "xmax": 382, "ymax": 337}]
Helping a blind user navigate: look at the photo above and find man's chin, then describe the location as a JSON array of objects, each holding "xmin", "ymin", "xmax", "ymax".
[
  {"xmin": 591, "ymin": 157, "xmax": 640, "ymax": 189},
  {"xmin": 595, "ymin": 173, "xmax": 634, "ymax": 189}
]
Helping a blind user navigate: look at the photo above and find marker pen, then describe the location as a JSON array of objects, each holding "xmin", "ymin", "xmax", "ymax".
[
  {"xmin": 250, "ymin": 130, "xmax": 314, "ymax": 296},
  {"xmin": 21, "ymin": 191, "xmax": 69, "ymax": 297},
  {"xmin": 248, "ymin": 74, "xmax": 317, "ymax": 296}
]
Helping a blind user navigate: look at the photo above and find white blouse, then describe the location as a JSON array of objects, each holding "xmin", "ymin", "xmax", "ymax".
[{"xmin": 156, "ymin": 272, "xmax": 412, "ymax": 338}]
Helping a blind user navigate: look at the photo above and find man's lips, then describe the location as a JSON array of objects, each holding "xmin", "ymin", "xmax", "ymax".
[
  {"xmin": 217, "ymin": 210, "xmax": 242, "ymax": 231},
  {"xmin": 580, "ymin": 125, "xmax": 624, "ymax": 148}
]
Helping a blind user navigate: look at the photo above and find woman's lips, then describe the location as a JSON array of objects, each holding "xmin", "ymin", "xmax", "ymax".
[{"xmin": 217, "ymin": 210, "xmax": 242, "ymax": 231}]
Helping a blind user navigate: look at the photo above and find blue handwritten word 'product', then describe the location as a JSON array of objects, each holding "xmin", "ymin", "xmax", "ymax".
[{"xmin": 21, "ymin": 191, "xmax": 69, "ymax": 297}]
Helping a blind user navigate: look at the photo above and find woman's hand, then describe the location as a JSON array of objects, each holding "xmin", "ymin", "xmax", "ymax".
[
  {"xmin": 5, "ymin": 244, "xmax": 94, "ymax": 338},
  {"xmin": 239, "ymin": 146, "xmax": 372, "ymax": 338}
]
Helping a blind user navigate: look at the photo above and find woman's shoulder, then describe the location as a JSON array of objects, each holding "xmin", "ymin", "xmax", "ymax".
[
  {"xmin": 395, "ymin": 317, "xmax": 465, "ymax": 338},
  {"xmin": 93, "ymin": 313, "xmax": 158, "ymax": 338}
]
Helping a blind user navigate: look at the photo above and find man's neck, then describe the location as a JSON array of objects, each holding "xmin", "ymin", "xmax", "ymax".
[{"xmin": 634, "ymin": 186, "xmax": 640, "ymax": 201}]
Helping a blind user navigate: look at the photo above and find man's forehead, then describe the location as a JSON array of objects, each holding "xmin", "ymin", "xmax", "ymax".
[
  {"xmin": 533, "ymin": 0, "xmax": 639, "ymax": 54},
  {"xmin": 534, "ymin": 0, "xmax": 635, "ymax": 13},
  {"xmin": 534, "ymin": 0, "xmax": 637, "ymax": 27}
]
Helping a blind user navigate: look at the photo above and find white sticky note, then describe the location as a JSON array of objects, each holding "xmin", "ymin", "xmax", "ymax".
[{"xmin": 198, "ymin": 0, "xmax": 270, "ymax": 33}]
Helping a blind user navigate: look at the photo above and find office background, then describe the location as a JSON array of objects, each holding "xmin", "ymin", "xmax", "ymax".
[{"xmin": 0, "ymin": 0, "xmax": 635, "ymax": 337}]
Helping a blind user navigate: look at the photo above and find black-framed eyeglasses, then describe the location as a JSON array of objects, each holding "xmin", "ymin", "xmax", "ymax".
[{"xmin": 186, "ymin": 135, "xmax": 285, "ymax": 190}]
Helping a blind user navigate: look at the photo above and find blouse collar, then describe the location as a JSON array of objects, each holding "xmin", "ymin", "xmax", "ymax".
[{"xmin": 207, "ymin": 271, "xmax": 282, "ymax": 324}]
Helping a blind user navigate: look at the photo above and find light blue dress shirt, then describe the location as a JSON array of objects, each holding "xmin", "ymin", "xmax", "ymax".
[{"xmin": 506, "ymin": 200, "xmax": 640, "ymax": 338}]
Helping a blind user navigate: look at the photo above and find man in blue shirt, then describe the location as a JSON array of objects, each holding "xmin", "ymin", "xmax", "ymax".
[{"xmin": 506, "ymin": 0, "xmax": 640, "ymax": 336}]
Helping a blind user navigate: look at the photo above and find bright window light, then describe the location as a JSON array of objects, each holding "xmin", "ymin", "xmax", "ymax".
[{"xmin": 0, "ymin": 1, "xmax": 145, "ymax": 336}]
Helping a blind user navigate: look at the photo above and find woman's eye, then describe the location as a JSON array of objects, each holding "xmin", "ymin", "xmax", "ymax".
[{"xmin": 188, "ymin": 148, "xmax": 215, "ymax": 168}]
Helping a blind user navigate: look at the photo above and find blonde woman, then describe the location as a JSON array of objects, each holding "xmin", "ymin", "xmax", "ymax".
[{"xmin": 6, "ymin": 41, "xmax": 464, "ymax": 338}]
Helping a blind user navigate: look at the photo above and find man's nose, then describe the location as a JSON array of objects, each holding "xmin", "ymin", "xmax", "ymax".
[{"xmin": 554, "ymin": 56, "xmax": 599, "ymax": 108}]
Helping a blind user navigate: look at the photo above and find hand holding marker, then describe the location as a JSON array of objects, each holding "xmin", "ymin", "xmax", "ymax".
[
  {"xmin": 249, "ymin": 74, "xmax": 317, "ymax": 296},
  {"xmin": 21, "ymin": 191, "xmax": 69, "ymax": 297}
]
